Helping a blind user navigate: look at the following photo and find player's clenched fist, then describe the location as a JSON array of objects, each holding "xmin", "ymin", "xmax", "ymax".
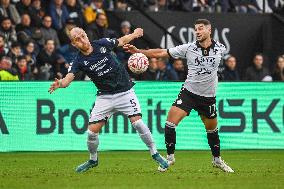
[{"xmin": 133, "ymin": 28, "xmax": 143, "ymax": 38}]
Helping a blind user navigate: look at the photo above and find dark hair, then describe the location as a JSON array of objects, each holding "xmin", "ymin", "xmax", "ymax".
[
  {"xmin": 17, "ymin": 55, "xmax": 27, "ymax": 62},
  {"xmin": 11, "ymin": 42, "xmax": 21, "ymax": 48},
  {"xmin": 225, "ymin": 55, "xmax": 236, "ymax": 62},
  {"xmin": 194, "ymin": 19, "xmax": 211, "ymax": 26},
  {"xmin": 254, "ymin": 53, "xmax": 263, "ymax": 58},
  {"xmin": 1, "ymin": 17, "xmax": 11, "ymax": 22}
]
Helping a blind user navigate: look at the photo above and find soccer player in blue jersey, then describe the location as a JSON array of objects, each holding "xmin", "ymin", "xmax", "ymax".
[{"xmin": 48, "ymin": 27, "xmax": 168, "ymax": 172}]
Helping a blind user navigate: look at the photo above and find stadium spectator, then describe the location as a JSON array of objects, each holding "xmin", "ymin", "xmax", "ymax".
[
  {"xmin": 173, "ymin": 58, "xmax": 187, "ymax": 81},
  {"xmin": 58, "ymin": 19, "xmax": 78, "ymax": 64},
  {"xmin": 65, "ymin": 0, "xmax": 84, "ymax": 27},
  {"xmin": 40, "ymin": 15, "xmax": 60, "ymax": 49},
  {"xmin": 0, "ymin": 0, "xmax": 21, "ymax": 25},
  {"xmin": 83, "ymin": 0, "xmax": 106, "ymax": 24},
  {"xmin": 0, "ymin": 34, "xmax": 8, "ymax": 58},
  {"xmin": 234, "ymin": 0, "xmax": 261, "ymax": 13},
  {"xmin": 48, "ymin": 0, "xmax": 69, "ymax": 30},
  {"xmin": 244, "ymin": 53, "xmax": 271, "ymax": 81},
  {"xmin": 147, "ymin": 0, "xmax": 168, "ymax": 11},
  {"xmin": 272, "ymin": 55, "xmax": 284, "ymax": 81},
  {"xmin": 116, "ymin": 20, "xmax": 131, "ymax": 64},
  {"xmin": 16, "ymin": 0, "xmax": 32, "ymax": 15},
  {"xmin": 66, "ymin": 0, "xmax": 84, "ymax": 27},
  {"xmin": 16, "ymin": 14, "xmax": 35, "ymax": 45},
  {"xmin": 16, "ymin": 0, "xmax": 41, "ymax": 26},
  {"xmin": 142, "ymin": 57, "xmax": 158, "ymax": 80},
  {"xmin": 268, "ymin": 0, "xmax": 284, "ymax": 13},
  {"xmin": 167, "ymin": 0, "xmax": 195, "ymax": 12},
  {"xmin": 36, "ymin": 39, "xmax": 66, "ymax": 80},
  {"xmin": 223, "ymin": 55, "xmax": 240, "ymax": 81},
  {"xmin": 15, "ymin": 55, "xmax": 33, "ymax": 80},
  {"xmin": 24, "ymin": 40, "xmax": 38, "ymax": 77},
  {"xmin": 7, "ymin": 41, "xmax": 22, "ymax": 65},
  {"xmin": 0, "ymin": 17, "xmax": 17, "ymax": 49},
  {"xmin": 156, "ymin": 58, "xmax": 178, "ymax": 81},
  {"xmin": 0, "ymin": 56, "xmax": 18, "ymax": 80},
  {"xmin": 16, "ymin": 14, "xmax": 43, "ymax": 46},
  {"xmin": 115, "ymin": 0, "xmax": 128, "ymax": 11},
  {"xmin": 86, "ymin": 13, "xmax": 116, "ymax": 41},
  {"xmin": 58, "ymin": 18, "xmax": 76, "ymax": 46},
  {"xmin": 29, "ymin": 0, "xmax": 45, "ymax": 27}
]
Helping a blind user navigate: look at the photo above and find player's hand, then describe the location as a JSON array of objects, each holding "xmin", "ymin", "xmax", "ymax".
[
  {"xmin": 123, "ymin": 44, "xmax": 139, "ymax": 54},
  {"xmin": 133, "ymin": 28, "xmax": 143, "ymax": 38},
  {"xmin": 48, "ymin": 78, "xmax": 60, "ymax": 94}
]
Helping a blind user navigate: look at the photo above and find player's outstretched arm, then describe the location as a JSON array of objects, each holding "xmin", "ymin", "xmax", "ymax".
[
  {"xmin": 117, "ymin": 28, "xmax": 143, "ymax": 47},
  {"xmin": 48, "ymin": 73, "xmax": 75, "ymax": 94},
  {"xmin": 123, "ymin": 44, "xmax": 169, "ymax": 58}
]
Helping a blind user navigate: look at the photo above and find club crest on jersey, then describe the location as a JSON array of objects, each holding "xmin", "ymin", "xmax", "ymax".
[
  {"xmin": 176, "ymin": 99, "xmax": 182, "ymax": 104},
  {"xmin": 100, "ymin": 47, "xmax": 106, "ymax": 53},
  {"xmin": 84, "ymin": 60, "xmax": 89, "ymax": 65}
]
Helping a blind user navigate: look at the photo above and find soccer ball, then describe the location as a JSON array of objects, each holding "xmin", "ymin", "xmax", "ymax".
[{"xmin": 128, "ymin": 53, "xmax": 149, "ymax": 74}]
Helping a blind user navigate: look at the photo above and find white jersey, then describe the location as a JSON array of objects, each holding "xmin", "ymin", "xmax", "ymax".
[{"xmin": 168, "ymin": 40, "xmax": 226, "ymax": 97}]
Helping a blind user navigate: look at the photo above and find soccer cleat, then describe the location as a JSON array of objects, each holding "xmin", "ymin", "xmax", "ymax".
[
  {"xmin": 212, "ymin": 157, "xmax": 234, "ymax": 173},
  {"xmin": 166, "ymin": 154, "xmax": 175, "ymax": 166},
  {"xmin": 152, "ymin": 153, "xmax": 169, "ymax": 172},
  {"xmin": 76, "ymin": 159, "xmax": 98, "ymax": 173}
]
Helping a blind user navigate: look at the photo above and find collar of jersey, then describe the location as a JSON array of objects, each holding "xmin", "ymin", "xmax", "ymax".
[{"xmin": 196, "ymin": 39, "xmax": 216, "ymax": 50}]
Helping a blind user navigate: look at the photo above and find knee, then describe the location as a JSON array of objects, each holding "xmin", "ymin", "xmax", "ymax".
[{"xmin": 131, "ymin": 119, "xmax": 148, "ymax": 134}]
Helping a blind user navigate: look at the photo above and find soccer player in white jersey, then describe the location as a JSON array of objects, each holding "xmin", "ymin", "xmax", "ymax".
[
  {"xmin": 124, "ymin": 19, "xmax": 234, "ymax": 173},
  {"xmin": 48, "ymin": 27, "xmax": 168, "ymax": 172}
]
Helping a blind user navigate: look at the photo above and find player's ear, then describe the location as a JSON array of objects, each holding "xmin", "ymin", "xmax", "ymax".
[
  {"xmin": 207, "ymin": 25, "xmax": 211, "ymax": 34},
  {"xmin": 70, "ymin": 40, "xmax": 75, "ymax": 47}
]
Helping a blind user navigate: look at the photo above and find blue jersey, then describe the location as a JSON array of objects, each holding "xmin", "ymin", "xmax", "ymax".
[{"xmin": 69, "ymin": 38, "xmax": 134, "ymax": 95}]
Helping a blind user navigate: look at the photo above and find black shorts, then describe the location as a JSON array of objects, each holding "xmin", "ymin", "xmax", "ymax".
[{"xmin": 172, "ymin": 87, "xmax": 217, "ymax": 119}]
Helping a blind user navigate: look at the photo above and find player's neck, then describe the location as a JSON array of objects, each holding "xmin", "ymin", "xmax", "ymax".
[
  {"xmin": 81, "ymin": 46, "xmax": 93, "ymax": 56},
  {"xmin": 198, "ymin": 38, "xmax": 212, "ymax": 49}
]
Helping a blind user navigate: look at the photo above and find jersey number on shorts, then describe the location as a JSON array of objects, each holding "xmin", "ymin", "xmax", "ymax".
[
  {"xmin": 130, "ymin": 99, "xmax": 138, "ymax": 112},
  {"xmin": 209, "ymin": 104, "xmax": 216, "ymax": 117}
]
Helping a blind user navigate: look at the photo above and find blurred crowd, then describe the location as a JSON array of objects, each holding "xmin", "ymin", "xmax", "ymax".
[{"xmin": 0, "ymin": 0, "xmax": 283, "ymax": 82}]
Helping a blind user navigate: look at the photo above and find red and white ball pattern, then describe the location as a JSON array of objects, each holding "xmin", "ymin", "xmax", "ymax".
[{"xmin": 128, "ymin": 53, "xmax": 149, "ymax": 74}]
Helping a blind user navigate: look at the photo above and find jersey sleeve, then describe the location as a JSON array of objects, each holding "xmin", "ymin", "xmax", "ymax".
[
  {"xmin": 98, "ymin": 38, "xmax": 119, "ymax": 50},
  {"xmin": 167, "ymin": 44, "xmax": 189, "ymax": 59},
  {"xmin": 68, "ymin": 56, "xmax": 81, "ymax": 74}
]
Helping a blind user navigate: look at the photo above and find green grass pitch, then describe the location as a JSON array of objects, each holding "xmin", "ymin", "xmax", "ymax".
[{"xmin": 0, "ymin": 150, "xmax": 283, "ymax": 189}]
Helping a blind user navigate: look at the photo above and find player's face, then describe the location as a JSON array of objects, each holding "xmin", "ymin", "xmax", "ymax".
[
  {"xmin": 71, "ymin": 30, "xmax": 91, "ymax": 52},
  {"xmin": 195, "ymin": 24, "xmax": 211, "ymax": 42}
]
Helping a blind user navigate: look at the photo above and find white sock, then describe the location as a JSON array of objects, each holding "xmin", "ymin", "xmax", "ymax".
[
  {"xmin": 213, "ymin": 156, "xmax": 222, "ymax": 163},
  {"xmin": 87, "ymin": 129, "xmax": 99, "ymax": 161},
  {"xmin": 132, "ymin": 119, "xmax": 158, "ymax": 155}
]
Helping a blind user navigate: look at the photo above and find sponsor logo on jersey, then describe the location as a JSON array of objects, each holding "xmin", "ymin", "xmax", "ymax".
[
  {"xmin": 177, "ymin": 99, "xmax": 182, "ymax": 104},
  {"xmin": 84, "ymin": 60, "xmax": 89, "ymax": 65},
  {"xmin": 194, "ymin": 57, "xmax": 216, "ymax": 67},
  {"xmin": 89, "ymin": 57, "xmax": 108, "ymax": 71},
  {"xmin": 68, "ymin": 62, "xmax": 73, "ymax": 72}
]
